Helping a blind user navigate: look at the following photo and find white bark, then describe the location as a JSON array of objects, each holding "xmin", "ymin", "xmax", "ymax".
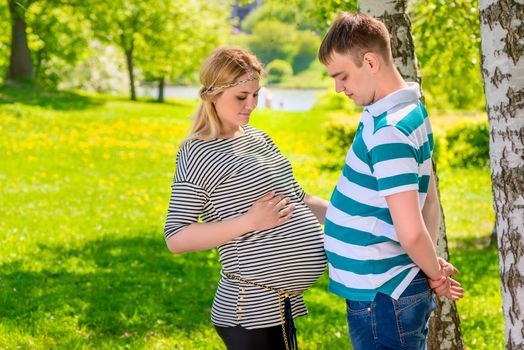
[
  {"xmin": 358, "ymin": 1, "xmax": 465, "ymax": 349},
  {"xmin": 479, "ymin": 1, "xmax": 524, "ymax": 348}
]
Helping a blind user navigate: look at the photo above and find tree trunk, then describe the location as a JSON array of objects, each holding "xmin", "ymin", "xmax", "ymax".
[
  {"xmin": 157, "ymin": 76, "xmax": 165, "ymax": 103},
  {"xmin": 124, "ymin": 43, "xmax": 137, "ymax": 101},
  {"xmin": 358, "ymin": 1, "xmax": 465, "ymax": 349},
  {"xmin": 427, "ymin": 193, "xmax": 466, "ymax": 350},
  {"xmin": 7, "ymin": 0, "xmax": 34, "ymax": 82},
  {"xmin": 479, "ymin": 1, "xmax": 524, "ymax": 348}
]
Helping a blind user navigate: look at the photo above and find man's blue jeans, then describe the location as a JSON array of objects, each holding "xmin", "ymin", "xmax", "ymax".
[{"xmin": 346, "ymin": 271, "xmax": 436, "ymax": 350}]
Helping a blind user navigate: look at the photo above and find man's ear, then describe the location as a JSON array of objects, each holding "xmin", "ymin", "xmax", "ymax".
[{"xmin": 363, "ymin": 52, "xmax": 381, "ymax": 73}]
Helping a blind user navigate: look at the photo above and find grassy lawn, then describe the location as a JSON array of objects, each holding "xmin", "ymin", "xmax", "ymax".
[{"xmin": 0, "ymin": 86, "xmax": 502, "ymax": 349}]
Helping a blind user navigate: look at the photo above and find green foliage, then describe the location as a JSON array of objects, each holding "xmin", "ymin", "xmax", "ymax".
[
  {"xmin": 26, "ymin": 2, "xmax": 91, "ymax": 87},
  {"xmin": 239, "ymin": 1, "xmax": 322, "ymax": 75},
  {"xmin": 432, "ymin": 133, "xmax": 449, "ymax": 169},
  {"xmin": 441, "ymin": 119, "xmax": 490, "ymax": 168},
  {"xmin": 320, "ymin": 114, "xmax": 359, "ymax": 170},
  {"xmin": 312, "ymin": 89, "xmax": 361, "ymax": 113},
  {"xmin": 0, "ymin": 0, "xmax": 91, "ymax": 86},
  {"xmin": 0, "ymin": 2, "xmax": 9, "ymax": 83},
  {"xmin": 320, "ymin": 114, "xmax": 355, "ymax": 171},
  {"xmin": 305, "ymin": 0, "xmax": 358, "ymax": 32},
  {"xmin": 276, "ymin": 60, "xmax": 332, "ymax": 88},
  {"xmin": 247, "ymin": 20, "xmax": 299, "ymax": 64},
  {"xmin": 241, "ymin": 0, "xmax": 319, "ymax": 33},
  {"xmin": 410, "ymin": 0, "xmax": 485, "ymax": 111},
  {"xmin": 293, "ymin": 31, "xmax": 321, "ymax": 73},
  {"xmin": 138, "ymin": 1, "xmax": 229, "ymax": 85},
  {"xmin": 266, "ymin": 59, "xmax": 293, "ymax": 84}
]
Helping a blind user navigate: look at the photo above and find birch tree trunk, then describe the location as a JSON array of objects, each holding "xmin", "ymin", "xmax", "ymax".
[
  {"xmin": 358, "ymin": 1, "xmax": 465, "ymax": 349},
  {"xmin": 479, "ymin": 1, "xmax": 524, "ymax": 348}
]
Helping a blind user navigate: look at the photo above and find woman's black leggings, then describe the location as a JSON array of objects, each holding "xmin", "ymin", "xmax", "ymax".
[{"xmin": 215, "ymin": 324, "xmax": 287, "ymax": 350}]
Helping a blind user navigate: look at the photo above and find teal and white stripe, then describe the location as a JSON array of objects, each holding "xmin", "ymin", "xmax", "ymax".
[{"xmin": 325, "ymin": 83, "xmax": 434, "ymax": 301}]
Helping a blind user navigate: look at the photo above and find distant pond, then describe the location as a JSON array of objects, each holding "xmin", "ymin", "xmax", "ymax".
[{"xmin": 138, "ymin": 85, "xmax": 326, "ymax": 112}]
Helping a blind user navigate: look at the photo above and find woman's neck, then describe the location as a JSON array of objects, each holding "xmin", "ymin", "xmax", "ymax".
[{"xmin": 219, "ymin": 125, "xmax": 244, "ymax": 139}]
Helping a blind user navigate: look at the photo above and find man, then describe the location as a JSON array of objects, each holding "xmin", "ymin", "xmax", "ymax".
[{"xmin": 319, "ymin": 12, "xmax": 464, "ymax": 350}]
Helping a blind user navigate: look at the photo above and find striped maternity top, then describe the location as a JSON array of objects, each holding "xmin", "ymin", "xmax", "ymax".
[{"xmin": 164, "ymin": 125, "xmax": 326, "ymax": 329}]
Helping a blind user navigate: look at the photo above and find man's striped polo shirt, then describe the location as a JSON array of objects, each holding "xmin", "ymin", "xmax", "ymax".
[{"xmin": 324, "ymin": 83, "xmax": 434, "ymax": 301}]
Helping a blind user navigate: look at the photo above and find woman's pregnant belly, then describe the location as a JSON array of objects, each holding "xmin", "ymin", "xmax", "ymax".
[{"xmin": 219, "ymin": 205, "xmax": 327, "ymax": 292}]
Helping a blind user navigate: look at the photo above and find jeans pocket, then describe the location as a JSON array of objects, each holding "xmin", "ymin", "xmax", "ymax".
[
  {"xmin": 393, "ymin": 290, "xmax": 434, "ymax": 349},
  {"xmin": 346, "ymin": 299, "xmax": 373, "ymax": 316}
]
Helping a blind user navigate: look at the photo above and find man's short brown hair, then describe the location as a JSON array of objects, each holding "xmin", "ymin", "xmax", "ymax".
[{"xmin": 319, "ymin": 12, "xmax": 392, "ymax": 66}]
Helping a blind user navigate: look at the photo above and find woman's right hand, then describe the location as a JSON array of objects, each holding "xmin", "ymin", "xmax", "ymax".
[{"xmin": 245, "ymin": 191, "xmax": 295, "ymax": 231}]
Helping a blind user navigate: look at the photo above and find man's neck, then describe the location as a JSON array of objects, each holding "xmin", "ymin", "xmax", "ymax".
[{"xmin": 372, "ymin": 67, "xmax": 409, "ymax": 103}]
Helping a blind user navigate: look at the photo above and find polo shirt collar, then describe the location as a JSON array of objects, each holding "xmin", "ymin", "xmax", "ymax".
[{"xmin": 365, "ymin": 82, "xmax": 421, "ymax": 117}]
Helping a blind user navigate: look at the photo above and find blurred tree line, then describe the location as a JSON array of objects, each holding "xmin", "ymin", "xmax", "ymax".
[
  {"xmin": 0, "ymin": 0, "xmax": 228, "ymax": 101},
  {"xmin": 1, "ymin": 0, "xmax": 484, "ymax": 110}
]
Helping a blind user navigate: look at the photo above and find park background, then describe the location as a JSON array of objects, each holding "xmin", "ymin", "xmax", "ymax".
[{"xmin": 0, "ymin": 0, "xmax": 501, "ymax": 349}]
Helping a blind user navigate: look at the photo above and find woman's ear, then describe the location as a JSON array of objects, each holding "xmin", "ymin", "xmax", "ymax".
[{"xmin": 210, "ymin": 91, "xmax": 223, "ymax": 104}]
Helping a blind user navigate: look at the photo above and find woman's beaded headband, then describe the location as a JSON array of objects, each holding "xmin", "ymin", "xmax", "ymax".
[{"xmin": 200, "ymin": 73, "xmax": 259, "ymax": 96}]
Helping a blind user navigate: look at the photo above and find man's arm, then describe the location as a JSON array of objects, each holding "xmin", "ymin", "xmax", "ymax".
[
  {"xmin": 421, "ymin": 170, "xmax": 440, "ymax": 247},
  {"xmin": 304, "ymin": 194, "xmax": 329, "ymax": 225},
  {"xmin": 385, "ymin": 190, "xmax": 442, "ymax": 281},
  {"xmin": 387, "ymin": 189, "xmax": 464, "ymax": 300},
  {"xmin": 421, "ymin": 171, "xmax": 465, "ymax": 299}
]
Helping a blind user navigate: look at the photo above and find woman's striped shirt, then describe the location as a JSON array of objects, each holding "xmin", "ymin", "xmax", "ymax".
[{"xmin": 164, "ymin": 125, "xmax": 326, "ymax": 329}]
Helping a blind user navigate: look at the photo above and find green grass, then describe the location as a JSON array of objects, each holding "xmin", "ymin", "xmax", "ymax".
[{"xmin": 0, "ymin": 85, "xmax": 502, "ymax": 349}]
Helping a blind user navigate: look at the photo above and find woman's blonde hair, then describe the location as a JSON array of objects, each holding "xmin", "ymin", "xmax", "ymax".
[{"xmin": 187, "ymin": 47, "xmax": 263, "ymax": 141}]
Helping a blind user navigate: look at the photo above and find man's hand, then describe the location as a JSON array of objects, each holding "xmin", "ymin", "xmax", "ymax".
[
  {"xmin": 428, "ymin": 258, "xmax": 464, "ymax": 300},
  {"xmin": 438, "ymin": 257, "xmax": 459, "ymax": 276}
]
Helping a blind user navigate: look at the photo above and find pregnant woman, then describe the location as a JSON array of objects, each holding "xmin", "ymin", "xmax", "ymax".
[{"xmin": 164, "ymin": 47, "xmax": 327, "ymax": 350}]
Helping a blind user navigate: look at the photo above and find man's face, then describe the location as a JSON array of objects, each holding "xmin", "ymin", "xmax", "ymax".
[{"xmin": 325, "ymin": 51, "xmax": 376, "ymax": 106}]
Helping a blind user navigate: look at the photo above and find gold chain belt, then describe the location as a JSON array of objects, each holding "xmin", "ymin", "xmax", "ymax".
[{"xmin": 223, "ymin": 271, "xmax": 301, "ymax": 350}]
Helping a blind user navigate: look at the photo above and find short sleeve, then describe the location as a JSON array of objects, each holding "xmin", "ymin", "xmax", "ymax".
[
  {"xmin": 164, "ymin": 143, "xmax": 209, "ymax": 241},
  {"xmin": 369, "ymin": 126, "xmax": 419, "ymax": 197},
  {"xmin": 164, "ymin": 181, "xmax": 208, "ymax": 240}
]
